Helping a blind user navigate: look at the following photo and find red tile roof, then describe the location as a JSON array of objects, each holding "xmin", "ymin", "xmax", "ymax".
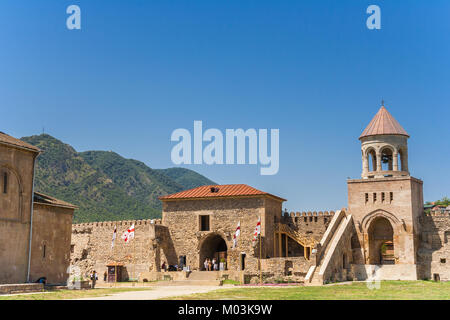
[
  {"xmin": 159, "ymin": 184, "xmax": 286, "ymax": 201},
  {"xmin": 359, "ymin": 106, "xmax": 409, "ymax": 139},
  {"xmin": 0, "ymin": 131, "xmax": 40, "ymax": 153}
]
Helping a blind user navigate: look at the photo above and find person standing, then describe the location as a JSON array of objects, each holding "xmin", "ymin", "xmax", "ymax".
[
  {"xmin": 103, "ymin": 271, "xmax": 107, "ymax": 282},
  {"xmin": 90, "ymin": 270, "xmax": 98, "ymax": 289},
  {"xmin": 204, "ymin": 258, "xmax": 208, "ymax": 271},
  {"xmin": 207, "ymin": 258, "xmax": 212, "ymax": 271}
]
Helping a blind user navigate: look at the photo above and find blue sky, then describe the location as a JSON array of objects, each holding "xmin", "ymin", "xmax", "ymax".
[{"xmin": 1, "ymin": 1, "xmax": 449, "ymax": 211}]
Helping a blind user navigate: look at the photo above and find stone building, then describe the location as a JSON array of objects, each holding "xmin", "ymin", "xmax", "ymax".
[
  {"xmin": 0, "ymin": 132, "xmax": 76, "ymax": 285},
  {"xmin": 70, "ymin": 104, "xmax": 450, "ymax": 284}
]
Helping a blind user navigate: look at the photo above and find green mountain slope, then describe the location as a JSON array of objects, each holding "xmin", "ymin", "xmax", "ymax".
[
  {"xmin": 155, "ymin": 167, "xmax": 216, "ymax": 190},
  {"xmin": 21, "ymin": 134, "xmax": 216, "ymax": 223}
]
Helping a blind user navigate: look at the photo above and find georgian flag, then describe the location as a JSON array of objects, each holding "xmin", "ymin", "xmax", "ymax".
[
  {"xmin": 232, "ymin": 221, "xmax": 241, "ymax": 248},
  {"xmin": 121, "ymin": 224, "xmax": 135, "ymax": 243},
  {"xmin": 111, "ymin": 225, "xmax": 117, "ymax": 249},
  {"xmin": 252, "ymin": 216, "xmax": 261, "ymax": 244}
]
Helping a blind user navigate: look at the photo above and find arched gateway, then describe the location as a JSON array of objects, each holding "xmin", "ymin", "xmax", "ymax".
[
  {"xmin": 199, "ymin": 233, "xmax": 227, "ymax": 270},
  {"xmin": 368, "ymin": 217, "xmax": 395, "ymax": 265}
]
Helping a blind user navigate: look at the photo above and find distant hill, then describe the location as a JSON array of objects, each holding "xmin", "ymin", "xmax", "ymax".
[{"xmin": 21, "ymin": 134, "xmax": 216, "ymax": 223}]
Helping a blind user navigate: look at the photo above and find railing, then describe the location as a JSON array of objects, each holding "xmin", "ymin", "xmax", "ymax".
[{"xmin": 275, "ymin": 223, "xmax": 317, "ymax": 247}]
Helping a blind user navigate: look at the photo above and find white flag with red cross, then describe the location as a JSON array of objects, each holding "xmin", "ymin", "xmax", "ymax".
[
  {"xmin": 121, "ymin": 224, "xmax": 135, "ymax": 243},
  {"xmin": 252, "ymin": 216, "xmax": 261, "ymax": 245},
  {"xmin": 232, "ymin": 221, "xmax": 241, "ymax": 248}
]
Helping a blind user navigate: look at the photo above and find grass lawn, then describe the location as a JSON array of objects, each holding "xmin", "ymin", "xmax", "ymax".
[
  {"xmin": 0, "ymin": 287, "xmax": 154, "ymax": 300},
  {"xmin": 167, "ymin": 281, "xmax": 450, "ymax": 300}
]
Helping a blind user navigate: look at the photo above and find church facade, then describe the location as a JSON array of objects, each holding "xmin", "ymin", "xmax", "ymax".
[{"xmin": 0, "ymin": 132, "xmax": 77, "ymax": 285}]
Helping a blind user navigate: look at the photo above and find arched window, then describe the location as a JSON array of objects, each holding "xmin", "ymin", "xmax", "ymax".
[
  {"xmin": 367, "ymin": 148, "xmax": 377, "ymax": 172},
  {"xmin": 380, "ymin": 147, "xmax": 393, "ymax": 171},
  {"xmin": 0, "ymin": 167, "xmax": 21, "ymax": 220},
  {"xmin": 3, "ymin": 172, "xmax": 7, "ymax": 194}
]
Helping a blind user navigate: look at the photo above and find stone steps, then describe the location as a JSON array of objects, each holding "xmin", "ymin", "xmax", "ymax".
[
  {"xmin": 187, "ymin": 271, "xmax": 220, "ymax": 281},
  {"xmin": 153, "ymin": 280, "xmax": 223, "ymax": 286}
]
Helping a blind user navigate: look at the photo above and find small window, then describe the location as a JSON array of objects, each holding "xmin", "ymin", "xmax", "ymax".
[
  {"xmin": 304, "ymin": 217, "xmax": 307, "ymax": 222},
  {"xmin": 70, "ymin": 244, "xmax": 75, "ymax": 253},
  {"xmin": 373, "ymin": 193, "xmax": 377, "ymax": 203},
  {"xmin": 390, "ymin": 192, "xmax": 394, "ymax": 202},
  {"xmin": 200, "ymin": 215, "xmax": 210, "ymax": 231},
  {"xmin": 3, "ymin": 172, "xmax": 7, "ymax": 194},
  {"xmin": 314, "ymin": 217, "xmax": 318, "ymax": 222},
  {"xmin": 382, "ymin": 192, "xmax": 385, "ymax": 203},
  {"xmin": 441, "ymin": 258, "xmax": 446, "ymax": 264},
  {"xmin": 324, "ymin": 218, "xmax": 328, "ymax": 224},
  {"xmin": 365, "ymin": 193, "xmax": 369, "ymax": 203},
  {"xmin": 309, "ymin": 216, "xmax": 313, "ymax": 222}
]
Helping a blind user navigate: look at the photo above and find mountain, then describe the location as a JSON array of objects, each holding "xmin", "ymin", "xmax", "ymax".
[{"xmin": 21, "ymin": 134, "xmax": 216, "ymax": 223}]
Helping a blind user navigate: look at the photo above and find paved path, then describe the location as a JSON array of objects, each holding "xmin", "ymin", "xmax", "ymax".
[{"xmin": 76, "ymin": 285, "xmax": 227, "ymax": 300}]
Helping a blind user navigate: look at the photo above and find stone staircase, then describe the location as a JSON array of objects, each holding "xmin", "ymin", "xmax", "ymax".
[{"xmin": 305, "ymin": 210, "xmax": 353, "ymax": 285}]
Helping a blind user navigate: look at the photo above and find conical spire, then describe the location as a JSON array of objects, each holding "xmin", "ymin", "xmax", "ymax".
[{"xmin": 359, "ymin": 105, "xmax": 409, "ymax": 139}]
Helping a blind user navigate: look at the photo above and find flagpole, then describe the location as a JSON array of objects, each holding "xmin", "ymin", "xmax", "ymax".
[
  {"xmin": 259, "ymin": 215, "xmax": 262, "ymax": 285},
  {"xmin": 133, "ymin": 236, "xmax": 136, "ymax": 285},
  {"xmin": 114, "ymin": 239, "xmax": 117, "ymax": 287}
]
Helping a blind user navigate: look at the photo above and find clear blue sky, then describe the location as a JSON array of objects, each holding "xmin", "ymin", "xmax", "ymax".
[{"xmin": 1, "ymin": 1, "xmax": 449, "ymax": 211}]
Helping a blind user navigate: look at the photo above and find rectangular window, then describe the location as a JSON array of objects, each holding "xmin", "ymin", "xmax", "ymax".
[
  {"xmin": 304, "ymin": 217, "xmax": 307, "ymax": 222},
  {"xmin": 314, "ymin": 217, "xmax": 318, "ymax": 222},
  {"xmin": 382, "ymin": 192, "xmax": 385, "ymax": 202},
  {"xmin": 441, "ymin": 258, "xmax": 446, "ymax": 264},
  {"xmin": 373, "ymin": 193, "xmax": 377, "ymax": 203},
  {"xmin": 199, "ymin": 215, "xmax": 210, "ymax": 231},
  {"xmin": 365, "ymin": 193, "xmax": 369, "ymax": 203},
  {"xmin": 390, "ymin": 192, "xmax": 394, "ymax": 202},
  {"xmin": 3, "ymin": 172, "xmax": 7, "ymax": 194}
]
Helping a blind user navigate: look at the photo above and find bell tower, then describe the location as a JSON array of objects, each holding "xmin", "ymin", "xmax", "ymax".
[
  {"xmin": 360, "ymin": 104, "xmax": 410, "ymax": 179},
  {"xmin": 347, "ymin": 103, "xmax": 423, "ymax": 278}
]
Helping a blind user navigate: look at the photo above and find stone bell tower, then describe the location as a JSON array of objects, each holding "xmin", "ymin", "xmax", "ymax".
[{"xmin": 347, "ymin": 104, "xmax": 423, "ymax": 278}]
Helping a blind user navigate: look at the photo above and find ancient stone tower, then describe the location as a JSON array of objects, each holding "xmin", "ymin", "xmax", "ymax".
[{"xmin": 347, "ymin": 104, "xmax": 423, "ymax": 278}]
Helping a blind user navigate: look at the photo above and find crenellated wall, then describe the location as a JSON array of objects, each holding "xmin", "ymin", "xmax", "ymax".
[
  {"xmin": 71, "ymin": 218, "xmax": 168, "ymax": 281},
  {"xmin": 280, "ymin": 211, "xmax": 335, "ymax": 243}
]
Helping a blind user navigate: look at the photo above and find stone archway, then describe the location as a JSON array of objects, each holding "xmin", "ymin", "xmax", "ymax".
[
  {"xmin": 368, "ymin": 217, "xmax": 394, "ymax": 265},
  {"xmin": 199, "ymin": 233, "xmax": 228, "ymax": 270}
]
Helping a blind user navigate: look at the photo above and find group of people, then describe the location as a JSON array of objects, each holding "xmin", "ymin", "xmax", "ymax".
[
  {"xmin": 203, "ymin": 258, "xmax": 219, "ymax": 271},
  {"xmin": 161, "ymin": 261, "xmax": 189, "ymax": 272}
]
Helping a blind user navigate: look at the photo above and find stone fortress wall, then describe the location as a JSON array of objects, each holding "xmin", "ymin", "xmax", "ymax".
[
  {"xmin": 70, "ymin": 209, "xmax": 336, "ymax": 284},
  {"xmin": 417, "ymin": 211, "xmax": 450, "ymax": 281},
  {"xmin": 69, "ymin": 209, "xmax": 450, "ymax": 284},
  {"xmin": 280, "ymin": 211, "xmax": 335, "ymax": 243},
  {"xmin": 71, "ymin": 218, "xmax": 172, "ymax": 281}
]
